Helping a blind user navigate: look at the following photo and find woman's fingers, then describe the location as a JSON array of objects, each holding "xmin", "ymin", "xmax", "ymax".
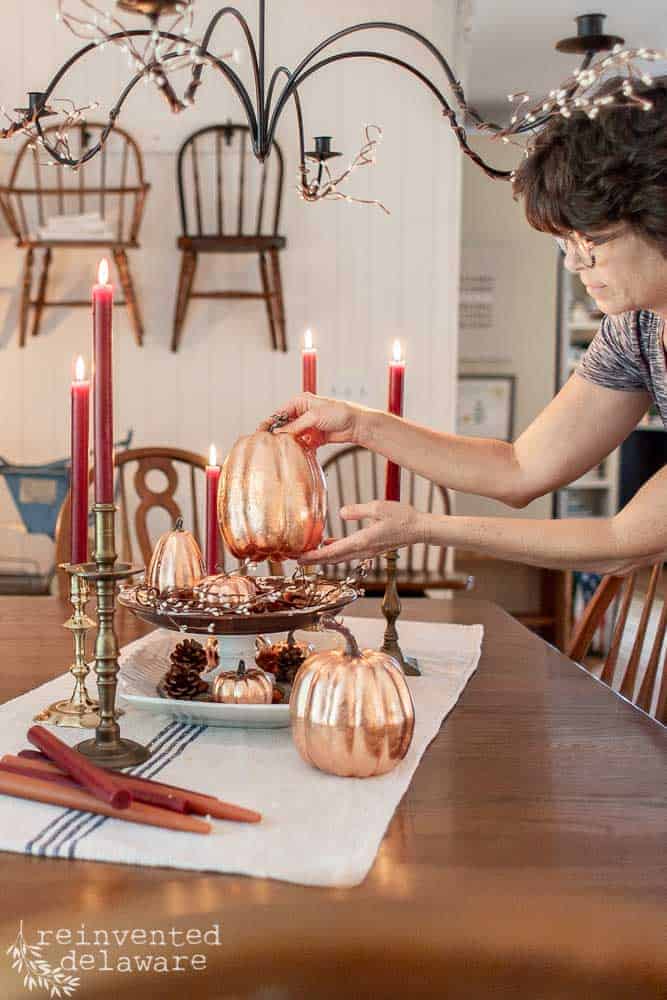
[
  {"xmin": 273, "ymin": 410, "xmax": 320, "ymax": 438},
  {"xmin": 299, "ymin": 527, "xmax": 383, "ymax": 566},
  {"xmin": 257, "ymin": 394, "xmax": 316, "ymax": 431},
  {"xmin": 339, "ymin": 502, "xmax": 381, "ymax": 522}
]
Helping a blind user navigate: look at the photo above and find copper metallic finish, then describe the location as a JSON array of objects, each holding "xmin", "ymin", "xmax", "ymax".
[
  {"xmin": 218, "ymin": 430, "xmax": 326, "ymax": 562},
  {"xmin": 290, "ymin": 619, "xmax": 415, "ymax": 778},
  {"xmin": 212, "ymin": 660, "xmax": 273, "ymax": 705},
  {"xmin": 193, "ymin": 572, "xmax": 258, "ymax": 607},
  {"xmin": 145, "ymin": 518, "xmax": 204, "ymax": 596}
]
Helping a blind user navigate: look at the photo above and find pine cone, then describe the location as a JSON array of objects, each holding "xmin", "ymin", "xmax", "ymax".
[
  {"xmin": 170, "ymin": 638, "xmax": 207, "ymax": 674},
  {"xmin": 256, "ymin": 633, "xmax": 309, "ymax": 685},
  {"xmin": 162, "ymin": 664, "xmax": 209, "ymax": 701}
]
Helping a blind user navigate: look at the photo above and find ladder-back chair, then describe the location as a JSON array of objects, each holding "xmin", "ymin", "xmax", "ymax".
[
  {"xmin": 321, "ymin": 445, "xmax": 474, "ymax": 594},
  {"xmin": 172, "ymin": 122, "xmax": 287, "ymax": 353},
  {"xmin": 0, "ymin": 122, "xmax": 149, "ymax": 347},
  {"xmin": 568, "ymin": 563, "xmax": 667, "ymax": 724}
]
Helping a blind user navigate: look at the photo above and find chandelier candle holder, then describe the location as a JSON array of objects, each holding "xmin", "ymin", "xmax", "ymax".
[
  {"xmin": 33, "ymin": 565, "xmax": 99, "ymax": 728},
  {"xmin": 74, "ymin": 504, "xmax": 147, "ymax": 769}
]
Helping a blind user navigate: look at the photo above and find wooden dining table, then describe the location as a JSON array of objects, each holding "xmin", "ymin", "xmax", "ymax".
[{"xmin": 0, "ymin": 594, "xmax": 664, "ymax": 999}]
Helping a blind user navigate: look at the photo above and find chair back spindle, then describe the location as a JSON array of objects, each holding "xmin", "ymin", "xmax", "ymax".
[{"xmin": 568, "ymin": 564, "xmax": 667, "ymax": 724}]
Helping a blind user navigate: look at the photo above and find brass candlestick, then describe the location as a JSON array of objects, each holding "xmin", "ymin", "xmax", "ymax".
[
  {"xmin": 33, "ymin": 565, "xmax": 99, "ymax": 728},
  {"xmin": 75, "ymin": 503, "xmax": 150, "ymax": 769},
  {"xmin": 380, "ymin": 550, "xmax": 420, "ymax": 676}
]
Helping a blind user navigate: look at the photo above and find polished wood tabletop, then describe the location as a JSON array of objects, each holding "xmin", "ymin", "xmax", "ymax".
[{"xmin": 0, "ymin": 595, "xmax": 664, "ymax": 999}]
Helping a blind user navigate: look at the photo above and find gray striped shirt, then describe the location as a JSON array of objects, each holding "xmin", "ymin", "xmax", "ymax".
[{"xmin": 576, "ymin": 310, "xmax": 667, "ymax": 427}]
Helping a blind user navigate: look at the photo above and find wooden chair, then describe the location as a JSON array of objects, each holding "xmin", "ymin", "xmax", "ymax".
[
  {"xmin": 0, "ymin": 121, "xmax": 149, "ymax": 347},
  {"xmin": 568, "ymin": 563, "xmax": 667, "ymax": 724},
  {"xmin": 172, "ymin": 122, "xmax": 287, "ymax": 353},
  {"xmin": 321, "ymin": 445, "xmax": 473, "ymax": 594}
]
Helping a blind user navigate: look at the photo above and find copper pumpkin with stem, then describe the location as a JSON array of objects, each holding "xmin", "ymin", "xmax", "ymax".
[
  {"xmin": 212, "ymin": 660, "xmax": 274, "ymax": 705},
  {"xmin": 145, "ymin": 518, "xmax": 204, "ymax": 597},
  {"xmin": 290, "ymin": 618, "xmax": 415, "ymax": 778},
  {"xmin": 217, "ymin": 417, "xmax": 327, "ymax": 564}
]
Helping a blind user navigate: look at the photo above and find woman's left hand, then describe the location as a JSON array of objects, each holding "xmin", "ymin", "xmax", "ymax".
[{"xmin": 299, "ymin": 501, "xmax": 427, "ymax": 566}]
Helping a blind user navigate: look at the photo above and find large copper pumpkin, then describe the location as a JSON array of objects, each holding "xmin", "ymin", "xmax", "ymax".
[
  {"xmin": 217, "ymin": 426, "xmax": 326, "ymax": 562},
  {"xmin": 146, "ymin": 518, "xmax": 204, "ymax": 596},
  {"xmin": 290, "ymin": 619, "xmax": 415, "ymax": 778},
  {"xmin": 212, "ymin": 660, "xmax": 273, "ymax": 705}
]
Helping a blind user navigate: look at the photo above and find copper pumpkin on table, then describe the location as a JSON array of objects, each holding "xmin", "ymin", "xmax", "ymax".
[
  {"xmin": 290, "ymin": 619, "xmax": 415, "ymax": 778},
  {"xmin": 217, "ymin": 427, "xmax": 326, "ymax": 563}
]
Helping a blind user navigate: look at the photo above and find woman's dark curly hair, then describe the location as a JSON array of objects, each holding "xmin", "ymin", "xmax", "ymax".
[{"xmin": 512, "ymin": 75, "xmax": 667, "ymax": 257}]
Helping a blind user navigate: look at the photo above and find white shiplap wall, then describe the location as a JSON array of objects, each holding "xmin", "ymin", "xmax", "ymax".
[{"xmin": 0, "ymin": 0, "xmax": 467, "ymax": 572}]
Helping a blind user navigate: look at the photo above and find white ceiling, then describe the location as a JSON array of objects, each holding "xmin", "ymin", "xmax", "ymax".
[{"xmin": 465, "ymin": 1, "xmax": 667, "ymax": 118}]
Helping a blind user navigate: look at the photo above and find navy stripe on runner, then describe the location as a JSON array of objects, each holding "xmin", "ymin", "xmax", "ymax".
[
  {"xmin": 48, "ymin": 723, "xmax": 201, "ymax": 858},
  {"xmin": 67, "ymin": 723, "xmax": 206, "ymax": 858},
  {"xmin": 39, "ymin": 722, "xmax": 196, "ymax": 858},
  {"xmin": 25, "ymin": 720, "xmax": 182, "ymax": 855}
]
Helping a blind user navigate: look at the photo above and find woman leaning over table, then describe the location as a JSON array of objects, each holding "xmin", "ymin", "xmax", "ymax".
[{"xmin": 265, "ymin": 76, "xmax": 667, "ymax": 577}]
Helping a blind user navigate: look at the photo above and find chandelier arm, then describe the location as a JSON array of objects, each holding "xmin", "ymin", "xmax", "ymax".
[
  {"xmin": 268, "ymin": 50, "xmax": 512, "ymax": 182},
  {"xmin": 29, "ymin": 31, "xmax": 257, "ymax": 166},
  {"xmin": 265, "ymin": 66, "xmax": 307, "ymax": 179},
  {"xmin": 189, "ymin": 7, "xmax": 261, "ymax": 117},
  {"xmin": 267, "ymin": 20, "xmax": 491, "ymax": 144}
]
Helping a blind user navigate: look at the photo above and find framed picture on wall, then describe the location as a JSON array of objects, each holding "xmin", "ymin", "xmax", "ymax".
[{"xmin": 456, "ymin": 375, "xmax": 516, "ymax": 442}]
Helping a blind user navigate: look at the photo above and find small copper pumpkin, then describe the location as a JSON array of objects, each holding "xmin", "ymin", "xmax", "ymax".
[
  {"xmin": 193, "ymin": 572, "xmax": 258, "ymax": 608},
  {"xmin": 217, "ymin": 422, "xmax": 327, "ymax": 563},
  {"xmin": 212, "ymin": 659, "xmax": 274, "ymax": 705},
  {"xmin": 290, "ymin": 619, "xmax": 415, "ymax": 778},
  {"xmin": 146, "ymin": 518, "xmax": 204, "ymax": 597}
]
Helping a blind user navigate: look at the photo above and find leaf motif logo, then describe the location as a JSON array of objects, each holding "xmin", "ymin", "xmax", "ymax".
[{"xmin": 6, "ymin": 923, "xmax": 80, "ymax": 998}]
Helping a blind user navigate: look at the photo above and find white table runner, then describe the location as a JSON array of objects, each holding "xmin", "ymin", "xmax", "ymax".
[{"xmin": 0, "ymin": 617, "xmax": 483, "ymax": 888}]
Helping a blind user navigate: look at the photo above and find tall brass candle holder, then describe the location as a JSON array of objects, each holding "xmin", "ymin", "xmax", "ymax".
[
  {"xmin": 74, "ymin": 503, "xmax": 150, "ymax": 769},
  {"xmin": 380, "ymin": 550, "xmax": 420, "ymax": 676},
  {"xmin": 33, "ymin": 565, "xmax": 99, "ymax": 728}
]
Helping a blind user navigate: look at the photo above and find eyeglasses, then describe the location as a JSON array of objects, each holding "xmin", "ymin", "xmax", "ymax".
[{"xmin": 555, "ymin": 231, "xmax": 620, "ymax": 268}]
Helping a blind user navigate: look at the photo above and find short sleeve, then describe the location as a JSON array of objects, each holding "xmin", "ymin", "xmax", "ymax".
[{"xmin": 576, "ymin": 313, "xmax": 646, "ymax": 392}]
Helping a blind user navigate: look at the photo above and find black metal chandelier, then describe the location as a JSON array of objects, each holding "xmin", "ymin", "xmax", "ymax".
[{"xmin": 1, "ymin": 4, "xmax": 662, "ymax": 208}]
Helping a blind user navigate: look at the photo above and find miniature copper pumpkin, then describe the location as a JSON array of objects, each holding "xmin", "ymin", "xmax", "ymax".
[
  {"xmin": 146, "ymin": 518, "xmax": 204, "ymax": 596},
  {"xmin": 212, "ymin": 659, "xmax": 274, "ymax": 705},
  {"xmin": 290, "ymin": 618, "xmax": 415, "ymax": 778},
  {"xmin": 193, "ymin": 572, "xmax": 258, "ymax": 608},
  {"xmin": 217, "ymin": 422, "xmax": 327, "ymax": 562}
]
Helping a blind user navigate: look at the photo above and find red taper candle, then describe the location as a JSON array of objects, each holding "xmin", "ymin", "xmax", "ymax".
[
  {"xmin": 385, "ymin": 340, "xmax": 406, "ymax": 502},
  {"xmin": 302, "ymin": 328, "xmax": 318, "ymax": 394},
  {"xmin": 205, "ymin": 444, "xmax": 221, "ymax": 576},
  {"xmin": 70, "ymin": 356, "xmax": 90, "ymax": 565},
  {"xmin": 92, "ymin": 258, "xmax": 114, "ymax": 505}
]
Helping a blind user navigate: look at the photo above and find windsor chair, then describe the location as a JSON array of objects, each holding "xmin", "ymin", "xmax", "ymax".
[
  {"xmin": 321, "ymin": 445, "xmax": 473, "ymax": 594},
  {"xmin": 0, "ymin": 121, "xmax": 149, "ymax": 347},
  {"xmin": 172, "ymin": 122, "xmax": 287, "ymax": 353},
  {"xmin": 568, "ymin": 562, "xmax": 667, "ymax": 723}
]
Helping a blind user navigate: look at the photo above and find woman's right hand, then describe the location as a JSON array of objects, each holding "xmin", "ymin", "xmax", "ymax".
[{"xmin": 258, "ymin": 393, "xmax": 376, "ymax": 447}]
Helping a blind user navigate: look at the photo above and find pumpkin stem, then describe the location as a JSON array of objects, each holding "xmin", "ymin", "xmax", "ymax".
[
  {"xmin": 319, "ymin": 616, "xmax": 361, "ymax": 659},
  {"xmin": 175, "ymin": 517, "xmax": 184, "ymax": 531},
  {"xmin": 268, "ymin": 412, "xmax": 290, "ymax": 433},
  {"xmin": 237, "ymin": 659, "xmax": 246, "ymax": 677}
]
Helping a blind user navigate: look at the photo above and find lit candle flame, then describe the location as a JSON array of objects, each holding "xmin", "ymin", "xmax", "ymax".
[
  {"xmin": 74, "ymin": 355, "xmax": 86, "ymax": 381},
  {"xmin": 97, "ymin": 258, "xmax": 109, "ymax": 285},
  {"xmin": 304, "ymin": 328, "xmax": 314, "ymax": 351},
  {"xmin": 208, "ymin": 444, "xmax": 218, "ymax": 467},
  {"xmin": 392, "ymin": 339, "xmax": 404, "ymax": 364}
]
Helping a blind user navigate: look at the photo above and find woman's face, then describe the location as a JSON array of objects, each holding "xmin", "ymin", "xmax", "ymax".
[{"xmin": 563, "ymin": 225, "xmax": 667, "ymax": 317}]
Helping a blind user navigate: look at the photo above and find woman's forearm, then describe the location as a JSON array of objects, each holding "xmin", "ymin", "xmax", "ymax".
[
  {"xmin": 421, "ymin": 511, "xmax": 665, "ymax": 574},
  {"xmin": 359, "ymin": 411, "xmax": 523, "ymax": 506}
]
